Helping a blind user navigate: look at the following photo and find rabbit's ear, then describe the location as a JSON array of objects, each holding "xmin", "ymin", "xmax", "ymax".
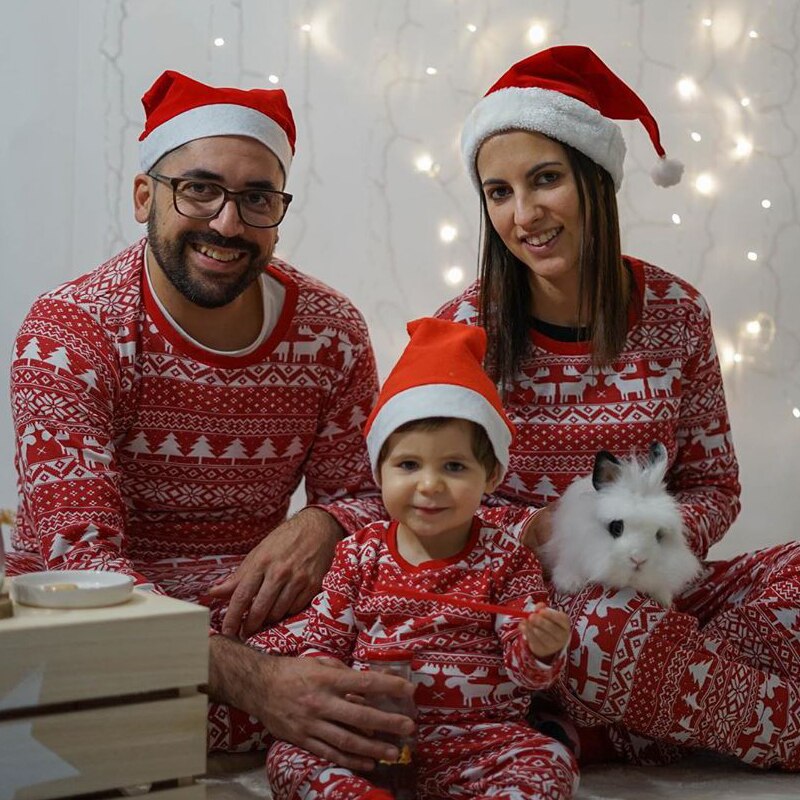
[
  {"xmin": 592, "ymin": 450, "xmax": 621, "ymax": 490},
  {"xmin": 648, "ymin": 441, "xmax": 667, "ymax": 465},
  {"xmin": 647, "ymin": 441, "xmax": 669, "ymax": 480}
]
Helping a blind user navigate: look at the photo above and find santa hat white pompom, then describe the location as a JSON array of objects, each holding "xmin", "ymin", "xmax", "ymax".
[{"xmin": 651, "ymin": 156, "xmax": 684, "ymax": 188}]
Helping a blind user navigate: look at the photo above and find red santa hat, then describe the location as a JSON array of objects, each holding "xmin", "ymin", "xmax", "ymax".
[
  {"xmin": 138, "ymin": 70, "xmax": 296, "ymax": 178},
  {"xmin": 364, "ymin": 318, "xmax": 515, "ymax": 479},
  {"xmin": 461, "ymin": 45, "xmax": 683, "ymax": 192}
]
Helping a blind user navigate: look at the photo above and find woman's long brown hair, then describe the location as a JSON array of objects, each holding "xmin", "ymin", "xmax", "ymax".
[{"xmin": 477, "ymin": 140, "xmax": 632, "ymax": 392}]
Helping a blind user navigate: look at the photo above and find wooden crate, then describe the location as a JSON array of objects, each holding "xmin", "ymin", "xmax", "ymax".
[{"xmin": 0, "ymin": 587, "xmax": 209, "ymax": 800}]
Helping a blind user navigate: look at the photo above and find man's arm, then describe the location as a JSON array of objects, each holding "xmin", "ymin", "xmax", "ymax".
[
  {"xmin": 207, "ymin": 636, "xmax": 415, "ymax": 771},
  {"xmin": 209, "ymin": 310, "xmax": 386, "ymax": 635},
  {"xmin": 209, "ymin": 507, "xmax": 340, "ymax": 637},
  {"xmin": 11, "ymin": 297, "xmax": 156, "ymax": 588}
]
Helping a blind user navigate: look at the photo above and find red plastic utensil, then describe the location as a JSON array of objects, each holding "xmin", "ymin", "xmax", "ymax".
[{"xmin": 387, "ymin": 585, "xmax": 535, "ymax": 619}]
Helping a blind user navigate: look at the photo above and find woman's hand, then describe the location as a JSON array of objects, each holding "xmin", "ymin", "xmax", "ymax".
[{"xmin": 522, "ymin": 504, "xmax": 556, "ymax": 550}]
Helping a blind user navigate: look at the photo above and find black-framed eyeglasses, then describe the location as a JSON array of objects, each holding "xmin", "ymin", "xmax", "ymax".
[{"xmin": 148, "ymin": 172, "xmax": 293, "ymax": 228}]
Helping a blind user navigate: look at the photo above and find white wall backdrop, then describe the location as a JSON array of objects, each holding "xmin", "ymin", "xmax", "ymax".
[{"xmin": 2, "ymin": 0, "xmax": 798, "ymax": 559}]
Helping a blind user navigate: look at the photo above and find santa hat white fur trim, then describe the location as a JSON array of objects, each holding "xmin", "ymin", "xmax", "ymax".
[
  {"xmin": 366, "ymin": 384, "xmax": 513, "ymax": 480},
  {"xmin": 462, "ymin": 86, "xmax": 627, "ymax": 192},
  {"xmin": 139, "ymin": 103, "xmax": 293, "ymax": 177}
]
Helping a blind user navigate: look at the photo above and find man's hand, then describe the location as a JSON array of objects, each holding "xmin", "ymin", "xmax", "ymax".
[
  {"xmin": 208, "ymin": 637, "xmax": 416, "ymax": 771},
  {"xmin": 208, "ymin": 508, "xmax": 341, "ymax": 637}
]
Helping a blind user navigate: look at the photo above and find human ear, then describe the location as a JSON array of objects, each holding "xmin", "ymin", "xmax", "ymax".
[
  {"xmin": 485, "ymin": 464, "xmax": 503, "ymax": 494},
  {"xmin": 133, "ymin": 174, "xmax": 154, "ymax": 224}
]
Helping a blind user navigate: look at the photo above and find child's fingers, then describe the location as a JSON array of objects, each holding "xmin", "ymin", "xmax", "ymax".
[
  {"xmin": 523, "ymin": 611, "xmax": 570, "ymax": 654},
  {"xmin": 532, "ymin": 607, "xmax": 571, "ymax": 632}
]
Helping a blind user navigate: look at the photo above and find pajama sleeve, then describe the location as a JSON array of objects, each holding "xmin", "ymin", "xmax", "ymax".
[
  {"xmin": 11, "ymin": 297, "xmax": 158, "ymax": 591},
  {"xmin": 490, "ymin": 532, "xmax": 566, "ymax": 689},
  {"xmin": 669, "ymin": 294, "xmax": 741, "ymax": 557},
  {"xmin": 302, "ymin": 312, "xmax": 387, "ymax": 534}
]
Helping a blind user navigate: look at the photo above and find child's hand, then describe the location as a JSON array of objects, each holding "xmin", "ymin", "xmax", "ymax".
[{"xmin": 519, "ymin": 603, "xmax": 571, "ymax": 661}]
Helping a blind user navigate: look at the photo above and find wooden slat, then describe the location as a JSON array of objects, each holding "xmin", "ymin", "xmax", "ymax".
[
  {"xmin": 0, "ymin": 694, "xmax": 207, "ymax": 800},
  {"xmin": 0, "ymin": 590, "xmax": 208, "ymax": 712},
  {"xmin": 135, "ymin": 786, "xmax": 206, "ymax": 800}
]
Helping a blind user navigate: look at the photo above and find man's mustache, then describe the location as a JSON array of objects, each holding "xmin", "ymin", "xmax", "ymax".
[{"xmin": 183, "ymin": 231, "xmax": 259, "ymax": 257}]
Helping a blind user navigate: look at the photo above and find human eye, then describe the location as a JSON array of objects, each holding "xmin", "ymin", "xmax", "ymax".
[
  {"xmin": 444, "ymin": 461, "xmax": 466, "ymax": 473},
  {"xmin": 485, "ymin": 185, "xmax": 511, "ymax": 203},
  {"xmin": 534, "ymin": 170, "xmax": 561, "ymax": 186},
  {"xmin": 242, "ymin": 190, "xmax": 273, "ymax": 210},
  {"xmin": 396, "ymin": 459, "xmax": 418, "ymax": 472},
  {"xmin": 178, "ymin": 180, "xmax": 221, "ymax": 201}
]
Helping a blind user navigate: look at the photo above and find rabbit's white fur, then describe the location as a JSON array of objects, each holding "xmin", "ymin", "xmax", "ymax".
[{"xmin": 541, "ymin": 443, "xmax": 701, "ymax": 606}]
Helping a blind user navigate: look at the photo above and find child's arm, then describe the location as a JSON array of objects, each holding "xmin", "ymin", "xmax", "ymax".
[
  {"xmin": 518, "ymin": 603, "xmax": 571, "ymax": 662},
  {"xmin": 491, "ymin": 530, "xmax": 570, "ymax": 689}
]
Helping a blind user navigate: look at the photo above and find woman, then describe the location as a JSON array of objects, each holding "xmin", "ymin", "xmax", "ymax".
[{"xmin": 436, "ymin": 45, "xmax": 799, "ymax": 769}]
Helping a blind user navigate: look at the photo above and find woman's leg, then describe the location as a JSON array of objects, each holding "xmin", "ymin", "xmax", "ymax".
[
  {"xmin": 679, "ymin": 543, "xmax": 800, "ymax": 681},
  {"xmin": 552, "ymin": 583, "xmax": 799, "ymax": 770}
]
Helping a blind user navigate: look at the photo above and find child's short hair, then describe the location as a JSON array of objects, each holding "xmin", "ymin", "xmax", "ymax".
[{"xmin": 376, "ymin": 416, "xmax": 498, "ymax": 477}]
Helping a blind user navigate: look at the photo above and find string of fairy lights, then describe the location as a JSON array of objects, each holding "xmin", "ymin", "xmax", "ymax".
[{"xmin": 211, "ymin": 9, "xmax": 797, "ymax": 421}]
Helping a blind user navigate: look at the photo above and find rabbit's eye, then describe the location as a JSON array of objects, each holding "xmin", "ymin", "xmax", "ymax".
[
  {"xmin": 607, "ymin": 519, "xmax": 624, "ymax": 538},
  {"xmin": 656, "ymin": 529, "xmax": 665, "ymax": 543}
]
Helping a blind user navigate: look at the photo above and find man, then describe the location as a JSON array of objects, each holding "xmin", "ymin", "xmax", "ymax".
[{"xmin": 6, "ymin": 70, "xmax": 413, "ymax": 767}]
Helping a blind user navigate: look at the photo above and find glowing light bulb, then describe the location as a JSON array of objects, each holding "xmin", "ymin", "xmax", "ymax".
[
  {"xmin": 444, "ymin": 266, "xmax": 465, "ymax": 286},
  {"xmin": 214, "ymin": 37, "xmax": 225, "ymax": 47},
  {"xmin": 694, "ymin": 173, "xmax": 715, "ymax": 195},
  {"xmin": 300, "ymin": 23, "xmax": 312, "ymax": 32},
  {"xmin": 747, "ymin": 251, "xmax": 758, "ymax": 262},
  {"xmin": 466, "ymin": 23, "xmax": 477, "ymax": 33},
  {"xmin": 672, "ymin": 213, "xmax": 682, "ymax": 225},
  {"xmin": 415, "ymin": 154, "xmax": 433, "ymax": 173},
  {"xmin": 527, "ymin": 24, "xmax": 547, "ymax": 45},
  {"xmin": 721, "ymin": 346, "xmax": 737, "ymax": 368},
  {"xmin": 425, "ymin": 66, "xmax": 438, "ymax": 76},
  {"xmin": 761, "ymin": 199, "xmax": 771, "ymax": 209},
  {"xmin": 690, "ymin": 131, "xmax": 702, "ymax": 142},
  {"xmin": 439, "ymin": 224, "xmax": 458, "ymax": 243},
  {"xmin": 677, "ymin": 77, "xmax": 698, "ymax": 100},
  {"xmin": 749, "ymin": 30, "xmax": 759, "ymax": 39},
  {"xmin": 734, "ymin": 136, "xmax": 753, "ymax": 159},
  {"xmin": 268, "ymin": 74, "xmax": 279, "ymax": 84},
  {"xmin": 745, "ymin": 319, "xmax": 762, "ymax": 336},
  {"xmin": 732, "ymin": 352, "xmax": 743, "ymax": 364},
  {"xmin": 793, "ymin": 407, "xmax": 800, "ymax": 419},
  {"xmin": 741, "ymin": 97, "xmax": 751, "ymax": 107},
  {"xmin": 702, "ymin": 18, "xmax": 713, "ymax": 27}
]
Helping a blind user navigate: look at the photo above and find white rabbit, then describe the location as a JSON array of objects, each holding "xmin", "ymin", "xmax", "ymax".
[{"xmin": 540, "ymin": 442, "xmax": 701, "ymax": 606}]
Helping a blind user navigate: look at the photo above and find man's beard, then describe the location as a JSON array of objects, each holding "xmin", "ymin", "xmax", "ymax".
[{"xmin": 147, "ymin": 210, "xmax": 269, "ymax": 309}]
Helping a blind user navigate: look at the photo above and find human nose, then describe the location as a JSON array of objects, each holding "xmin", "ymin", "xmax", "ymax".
[
  {"xmin": 208, "ymin": 196, "xmax": 246, "ymax": 237},
  {"xmin": 513, "ymin": 190, "xmax": 542, "ymax": 229},
  {"xmin": 417, "ymin": 469, "xmax": 442, "ymax": 493}
]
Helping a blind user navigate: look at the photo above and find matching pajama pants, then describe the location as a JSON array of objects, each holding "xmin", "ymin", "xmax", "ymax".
[
  {"xmin": 267, "ymin": 721, "xmax": 578, "ymax": 800},
  {"xmin": 6, "ymin": 541, "xmax": 800, "ymax": 771}
]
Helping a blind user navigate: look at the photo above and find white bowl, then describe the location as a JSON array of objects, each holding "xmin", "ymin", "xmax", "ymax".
[{"xmin": 11, "ymin": 570, "xmax": 135, "ymax": 609}]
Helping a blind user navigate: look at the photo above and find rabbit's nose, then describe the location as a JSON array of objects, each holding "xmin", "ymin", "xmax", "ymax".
[{"xmin": 630, "ymin": 556, "xmax": 647, "ymax": 570}]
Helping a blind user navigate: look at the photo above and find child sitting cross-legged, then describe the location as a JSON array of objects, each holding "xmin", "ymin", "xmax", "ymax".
[{"xmin": 266, "ymin": 317, "xmax": 578, "ymax": 800}]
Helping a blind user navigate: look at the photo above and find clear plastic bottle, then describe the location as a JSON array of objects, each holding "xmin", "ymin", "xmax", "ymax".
[{"xmin": 364, "ymin": 650, "xmax": 418, "ymax": 800}]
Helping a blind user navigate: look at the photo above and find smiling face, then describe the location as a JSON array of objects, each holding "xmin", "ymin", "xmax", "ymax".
[
  {"xmin": 477, "ymin": 130, "xmax": 583, "ymax": 307},
  {"xmin": 378, "ymin": 419, "xmax": 500, "ymax": 560},
  {"xmin": 134, "ymin": 135, "xmax": 284, "ymax": 310}
]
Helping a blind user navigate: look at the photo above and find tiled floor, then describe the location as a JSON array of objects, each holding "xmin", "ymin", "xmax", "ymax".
[{"xmin": 202, "ymin": 752, "xmax": 800, "ymax": 799}]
